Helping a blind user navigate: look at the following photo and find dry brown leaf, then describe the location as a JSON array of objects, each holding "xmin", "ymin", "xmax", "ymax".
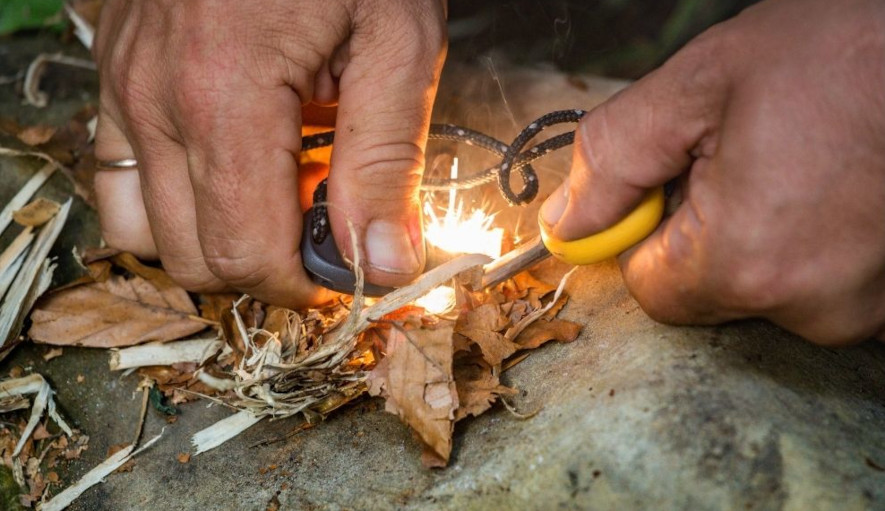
[
  {"xmin": 420, "ymin": 444, "xmax": 448, "ymax": 469},
  {"xmin": 138, "ymin": 363, "xmax": 218, "ymax": 403},
  {"xmin": 85, "ymin": 260, "xmax": 113, "ymax": 283},
  {"xmin": 512, "ymin": 272, "xmax": 557, "ymax": 297},
  {"xmin": 544, "ymin": 295, "xmax": 569, "ymax": 319},
  {"xmin": 199, "ymin": 293, "xmax": 239, "ymax": 323},
  {"xmin": 262, "ymin": 306, "xmax": 300, "ymax": 348},
  {"xmin": 220, "ymin": 299, "xmax": 252, "ymax": 356},
  {"xmin": 513, "ymin": 318, "xmax": 582, "ymax": 350},
  {"xmin": 367, "ymin": 325, "xmax": 458, "ymax": 464},
  {"xmin": 0, "ymin": 116, "xmax": 22, "ymax": 136},
  {"xmin": 13, "ymin": 197, "xmax": 61, "ymax": 227},
  {"xmin": 62, "ymin": 434, "xmax": 88, "ymax": 461},
  {"xmin": 177, "ymin": 452, "xmax": 191, "ymax": 464},
  {"xmin": 80, "ymin": 247, "xmax": 121, "ymax": 264},
  {"xmin": 453, "ymin": 354, "xmax": 517, "ymax": 421},
  {"xmin": 28, "ymin": 273, "xmax": 206, "ymax": 348},
  {"xmin": 455, "ymin": 303, "xmax": 518, "ymax": 366},
  {"xmin": 37, "ymin": 105, "xmax": 94, "ymax": 166},
  {"xmin": 500, "ymin": 272, "xmax": 557, "ymax": 309},
  {"xmin": 16, "ymin": 125, "xmax": 57, "ymax": 146},
  {"xmin": 459, "ymin": 329, "xmax": 516, "ymax": 367},
  {"xmin": 32, "ymin": 423, "xmax": 51, "ymax": 441},
  {"xmin": 138, "ymin": 366, "xmax": 189, "ymax": 388},
  {"xmin": 452, "ymin": 333, "xmax": 473, "ymax": 354},
  {"xmin": 456, "ymin": 303, "xmax": 508, "ymax": 332},
  {"xmin": 111, "ymin": 253, "xmax": 187, "ymax": 295}
]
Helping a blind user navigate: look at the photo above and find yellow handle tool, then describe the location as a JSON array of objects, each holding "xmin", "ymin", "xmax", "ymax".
[
  {"xmin": 540, "ymin": 186, "xmax": 665, "ymax": 265},
  {"xmin": 482, "ymin": 187, "xmax": 665, "ymax": 288}
]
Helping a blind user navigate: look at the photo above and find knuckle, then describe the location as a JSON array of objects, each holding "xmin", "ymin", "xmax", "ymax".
[
  {"xmin": 273, "ymin": 31, "xmax": 327, "ymax": 80},
  {"xmin": 342, "ymin": 143, "xmax": 424, "ymax": 201},
  {"xmin": 360, "ymin": 0, "xmax": 447, "ymax": 64},
  {"xmin": 163, "ymin": 262, "xmax": 225, "ymax": 294},
  {"xmin": 275, "ymin": 48, "xmax": 323, "ymax": 96},
  {"xmin": 407, "ymin": 3, "xmax": 448, "ymax": 56},
  {"xmin": 173, "ymin": 67, "xmax": 225, "ymax": 121},
  {"xmin": 203, "ymin": 251, "xmax": 271, "ymax": 290}
]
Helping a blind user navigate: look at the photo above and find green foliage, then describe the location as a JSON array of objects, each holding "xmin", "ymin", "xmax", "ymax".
[
  {"xmin": 0, "ymin": 464, "xmax": 26, "ymax": 511},
  {"xmin": 0, "ymin": 0, "xmax": 65, "ymax": 36},
  {"xmin": 149, "ymin": 386, "xmax": 181, "ymax": 416}
]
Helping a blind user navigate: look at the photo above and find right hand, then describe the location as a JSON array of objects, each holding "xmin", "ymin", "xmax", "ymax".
[{"xmin": 541, "ymin": 0, "xmax": 885, "ymax": 346}]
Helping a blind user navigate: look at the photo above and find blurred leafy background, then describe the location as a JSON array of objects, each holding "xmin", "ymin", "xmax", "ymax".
[
  {"xmin": 0, "ymin": 0, "xmax": 66, "ymax": 36},
  {"xmin": 2, "ymin": 0, "xmax": 760, "ymax": 79},
  {"xmin": 448, "ymin": 0, "xmax": 760, "ymax": 78}
]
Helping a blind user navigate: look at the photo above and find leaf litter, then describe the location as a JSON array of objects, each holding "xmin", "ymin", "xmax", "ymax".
[
  {"xmin": 22, "ymin": 242, "xmax": 581, "ymax": 470},
  {"xmin": 0, "ymin": 373, "xmax": 88, "ymax": 509},
  {"xmin": 21, "ymin": 240, "xmax": 580, "ymax": 469}
]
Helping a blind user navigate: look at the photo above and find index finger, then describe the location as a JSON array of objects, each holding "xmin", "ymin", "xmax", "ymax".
[{"xmin": 174, "ymin": 79, "xmax": 334, "ymax": 306}]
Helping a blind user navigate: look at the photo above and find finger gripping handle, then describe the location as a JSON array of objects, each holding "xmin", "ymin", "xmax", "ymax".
[{"xmin": 540, "ymin": 187, "xmax": 665, "ymax": 266}]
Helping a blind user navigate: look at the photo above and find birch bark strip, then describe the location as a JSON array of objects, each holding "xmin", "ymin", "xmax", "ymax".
[{"xmin": 0, "ymin": 198, "xmax": 71, "ymax": 356}]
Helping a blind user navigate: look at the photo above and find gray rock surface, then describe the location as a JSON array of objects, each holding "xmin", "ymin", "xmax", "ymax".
[{"xmin": 1, "ymin": 41, "xmax": 884, "ymax": 510}]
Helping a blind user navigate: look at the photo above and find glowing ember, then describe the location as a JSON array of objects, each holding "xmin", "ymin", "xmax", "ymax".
[
  {"xmin": 423, "ymin": 158, "xmax": 504, "ymax": 259},
  {"xmin": 415, "ymin": 285, "xmax": 456, "ymax": 315}
]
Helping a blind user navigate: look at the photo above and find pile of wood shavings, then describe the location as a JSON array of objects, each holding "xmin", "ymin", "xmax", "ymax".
[
  {"xmin": 28, "ymin": 249, "xmax": 581, "ymax": 467},
  {"xmin": 187, "ymin": 252, "xmax": 582, "ymax": 466}
]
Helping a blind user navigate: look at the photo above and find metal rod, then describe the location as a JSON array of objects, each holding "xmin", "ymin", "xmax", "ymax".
[{"xmin": 481, "ymin": 235, "xmax": 551, "ymax": 289}]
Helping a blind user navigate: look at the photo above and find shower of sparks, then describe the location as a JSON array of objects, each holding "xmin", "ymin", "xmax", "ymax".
[
  {"xmin": 414, "ymin": 285, "xmax": 457, "ymax": 315},
  {"xmin": 423, "ymin": 158, "xmax": 505, "ymax": 259}
]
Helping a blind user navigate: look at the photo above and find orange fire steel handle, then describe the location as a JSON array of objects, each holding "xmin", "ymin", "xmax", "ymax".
[{"xmin": 539, "ymin": 187, "xmax": 665, "ymax": 266}]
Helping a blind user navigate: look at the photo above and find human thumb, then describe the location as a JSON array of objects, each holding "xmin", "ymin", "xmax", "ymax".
[
  {"xmin": 540, "ymin": 34, "xmax": 728, "ymax": 242},
  {"xmin": 326, "ymin": 1, "xmax": 447, "ymax": 287}
]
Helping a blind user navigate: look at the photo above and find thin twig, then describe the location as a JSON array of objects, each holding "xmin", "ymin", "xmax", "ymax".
[
  {"xmin": 23, "ymin": 53, "xmax": 96, "ymax": 108},
  {"xmin": 500, "ymin": 397, "xmax": 542, "ymax": 420},
  {"xmin": 131, "ymin": 385, "xmax": 150, "ymax": 448}
]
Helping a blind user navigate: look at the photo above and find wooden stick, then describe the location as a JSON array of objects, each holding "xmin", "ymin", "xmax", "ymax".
[{"xmin": 109, "ymin": 337, "xmax": 224, "ymax": 370}]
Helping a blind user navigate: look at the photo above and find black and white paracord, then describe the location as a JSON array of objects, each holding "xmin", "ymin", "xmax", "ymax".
[{"xmin": 306, "ymin": 109, "xmax": 587, "ymax": 244}]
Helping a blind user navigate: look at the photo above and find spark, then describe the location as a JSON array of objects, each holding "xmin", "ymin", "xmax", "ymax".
[
  {"xmin": 423, "ymin": 158, "xmax": 504, "ymax": 259},
  {"xmin": 415, "ymin": 285, "xmax": 456, "ymax": 315}
]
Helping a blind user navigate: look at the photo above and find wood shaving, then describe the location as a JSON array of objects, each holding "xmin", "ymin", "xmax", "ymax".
[
  {"xmin": 41, "ymin": 431, "xmax": 163, "ymax": 511},
  {"xmin": 23, "ymin": 53, "xmax": 96, "ymax": 109}
]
